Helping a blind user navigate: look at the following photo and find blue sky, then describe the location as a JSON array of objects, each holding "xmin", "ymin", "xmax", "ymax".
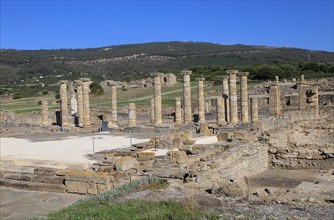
[{"xmin": 1, "ymin": 0, "xmax": 333, "ymax": 51}]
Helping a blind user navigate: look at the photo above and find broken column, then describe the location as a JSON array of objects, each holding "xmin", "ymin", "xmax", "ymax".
[
  {"xmin": 128, "ymin": 103, "xmax": 136, "ymax": 127},
  {"xmin": 216, "ymin": 96, "xmax": 225, "ymax": 126},
  {"xmin": 222, "ymin": 76, "xmax": 230, "ymax": 123},
  {"xmin": 227, "ymin": 70, "xmax": 239, "ymax": 124},
  {"xmin": 154, "ymin": 75, "xmax": 162, "ymax": 125},
  {"xmin": 60, "ymin": 80, "xmax": 69, "ymax": 127},
  {"xmin": 275, "ymin": 76, "xmax": 279, "ymax": 84},
  {"xmin": 197, "ymin": 78, "xmax": 205, "ymax": 123},
  {"xmin": 175, "ymin": 97, "xmax": 182, "ymax": 124},
  {"xmin": 240, "ymin": 72, "xmax": 249, "ymax": 123},
  {"xmin": 42, "ymin": 100, "xmax": 48, "ymax": 126},
  {"xmin": 81, "ymin": 78, "xmax": 91, "ymax": 128},
  {"xmin": 111, "ymin": 86, "xmax": 118, "ymax": 124},
  {"xmin": 150, "ymin": 97, "xmax": 155, "ymax": 123},
  {"xmin": 300, "ymin": 74, "xmax": 305, "ymax": 83},
  {"xmin": 269, "ymin": 84, "xmax": 281, "ymax": 118},
  {"xmin": 251, "ymin": 97, "xmax": 258, "ymax": 122},
  {"xmin": 77, "ymin": 83, "xmax": 84, "ymax": 127},
  {"xmin": 182, "ymin": 70, "xmax": 192, "ymax": 123}
]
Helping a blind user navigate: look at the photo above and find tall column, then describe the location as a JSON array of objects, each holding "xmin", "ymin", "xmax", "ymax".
[
  {"xmin": 240, "ymin": 72, "xmax": 249, "ymax": 123},
  {"xmin": 227, "ymin": 70, "xmax": 239, "ymax": 124},
  {"xmin": 60, "ymin": 80, "xmax": 69, "ymax": 127},
  {"xmin": 251, "ymin": 97, "xmax": 258, "ymax": 122},
  {"xmin": 197, "ymin": 78, "xmax": 205, "ymax": 123},
  {"xmin": 154, "ymin": 76, "xmax": 162, "ymax": 125},
  {"xmin": 222, "ymin": 76, "xmax": 230, "ymax": 123},
  {"xmin": 128, "ymin": 103, "xmax": 136, "ymax": 127},
  {"xmin": 216, "ymin": 96, "xmax": 225, "ymax": 126},
  {"xmin": 150, "ymin": 97, "xmax": 155, "ymax": 123},
  {"xmin": 77, "ymin": 84, "xmax": 84, "ymax": 127},
  {"xmin": 175, "ymin": 97, "xmax": 182, "ymax": 124},
  {"xmin": 269, "ymin": 84, "xmax": 281, "ymax": 118},
  {"xmin": 111, "ymin": 86, "xmax": 118, "ymax": 124},
  {"xmin": 42, "ymin": 100, "xmax": 48, "ymax": 126},
  {"xmin": 182, "ymin": 70, "xmax": 192, "ymax": 123},
  {"xmin": 81, "ymin": 78, "xmax": 91, "ymax": 128}
]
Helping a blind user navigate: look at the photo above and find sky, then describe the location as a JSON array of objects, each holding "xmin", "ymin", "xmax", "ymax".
[{"xmin": 1, "ymin": 0, "xmax": 333, "ymax": 51}]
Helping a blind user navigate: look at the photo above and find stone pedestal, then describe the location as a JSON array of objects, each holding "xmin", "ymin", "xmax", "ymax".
[
  {"xmin": 111, "ymin": 86, "xmax": 118, "ymax": 124},
  {"xmin": 81, "ymin": 78, "xmax": 91, "ymax": 128},
  {"xmin": 150, "ymin": 97, "xmax": 155, "ymax": 123},
  {"xmin": 175, "ymin": 97, "xmax": 182, "ymax": 124},
  {"xmin": 216, "ymin": 96, "xmax": 226, "ymax": 126},
  {"xmin": 269, "ymin": 84, "xmax": 281, "ymax": 118},
  {"xmin": 154, "ymin": 76, "xmax": 162, "ymax": 125},
  {"xmin": 251, "ymin": 97, "xmax": 258, "ymax": 122},
  {"xmin": 60, "ymin": 80, "xmax": 69, "ymax": 127},
  {"xmin": 222, "ymin": 76, "xmax": 230, "ymax": 123},
  {"xmin": 128, "ymin": 103, "xmax": 136, "ymax": 127},
  {"xmin": 197, "ymin": 78, "xmax": 205, "ymax": 123},
  {"xmin": 42, "ymin": 100, "xmax": 48, "ymax": 126},
  {"xmin": 77, "ymin": 84, "xmax": 84, "ymax": 127},
  {"xmin": 227, "ymin": 70, "xmax": 239, "ymax": 124},
  {"xmin": 182, "ymin": 70, "xmax": 192, "ymax": 123},
  {"xmin": 240, "ymin": 72, "xmax": 249, "ymax": 123}
]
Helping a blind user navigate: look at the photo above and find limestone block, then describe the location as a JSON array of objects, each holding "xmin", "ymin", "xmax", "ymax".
[
  {"xmin": 199, "ymin": 124, "xmax": 213, "ymax": 136},
  {"xmin": 168, "ymin": 150, "xmax": 188, "ymax": 164},
  {"xmin": 32, "ymin": 175, "xmax": 65, "ymax": 185},
  {"xmin": 34, "ymin": 167, "xmax": 56, "ymax": 176},
  {"xmin": 115, "ymin": 156, "xmax": 139, "ymax": 171},
  {"xmin": 97, "ymin": 183, "xmax": 113, "ymax": 193},
  {"xmin": 65, "ymin": 170, "xmax": 111, "ymax": 184},
  {"xmin": 217, "ymin": 132, "xmax": 233, "ymax": 141},
  {"xmin": 87, "ymin": 182, "xmax": 98, "ymax": 195},
  {"xmin": 136, "ymin": 152, "xmax": 156, "ymax": 161},
  {"xmin": 212, "ymin": 179, "xmax": 248, "ymax": 198},
  {"xmin": 65, "ymin": 180, "xmax": 87, "ymax": 194},
  {"xmin": 173, "ymin": 136, "xmax": 184, "ymax": 148},
  {"xmin": 234, "ymin": 130, "xmax": 249, "ymax": 140},
  {"xmin": 183, "ymin": 139, "xmax": 196, "ymax": 145}
]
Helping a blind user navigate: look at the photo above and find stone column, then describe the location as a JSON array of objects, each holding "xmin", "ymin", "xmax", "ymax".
[
  {"xmin": 154, "ymin": 76, "xmax": 162, "ymax": 125},
  {"xmin": 150, "ymin": 97, "xmax": 155, "ymax": 123},
  {"xmin": 222, "ymin": 76, "xmax": 230, "ymax": 123},
  {"xmin": 42, "ymin": 100, "xmax": 48, "ymax": 126},
  {"xmin": 175, "ymin": 97, "xmax": 182, "ymax": 124},
  {"xmin": 300, "ymin": 74, "xmax": 305, "ymax": 83},
  {"xmin": 182, "ymin": 70, "xmax": 192, "ymax": 123},
  {"xmin": 197, "ymin": 78, "xmax": 205, "ymax": 123},
  {"xmin": 111, "ymin": 86, "xmax": 118, "ymax": 124},
  {"xmin": 128, "ymin": 103, "xmax": 136, "ymax": 127},
  {"xmin": 269, "ymin": 84, "xmax": 281, "ymax": 118},
  {"xmin": 81, "ymin": 78, "xmax": 91, "ymax": 128},
  {"xmin": 251, "ymin": 97, "xmax": 258, "ymax": 122},
  {"xmin": 275, "ymin": 76, "xmax": 279, "ymax": 84},
  {"xmin": 216, "ymin": 96, "xmax": 225, "ymax": 126},
  {"xmin": 77, "ymin": 84, "xmax": 84, "ymax": 127},
  {"xmin": 240, "ymin": 72, "xmax": 249, "ymax": 123},
  {"xmin": 60, "ymin": 80, "xmax": 69, "ymax": 127},
  {"xmin": 227, "ymin": 70, "xmax": 239, "ymax": 124}
]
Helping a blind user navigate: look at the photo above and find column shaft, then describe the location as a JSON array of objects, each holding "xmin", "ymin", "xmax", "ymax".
[
  {"xmin": 111, "ymin": 86, "xmax": 118, "ymax": 123},
  {"xmin": 240, "ymin": 72, "xmax": 249, "ymax": 123},
  {"xmin": 154, "ymin": 76, "xmax": 162, "ymax": 125},
  {"xmin": 198, "ymin": 80, "xmax": 205, "ymax": 123},
  {"xmin": 269, "ymin": 84, "xmax": 281, "ymax": 118},
  {"xmin": 251, "ymin": 97, "xmax": 258, "ymax": 122},
  {"xmin": 150, "ymin": 97, "xmax": 155, "ymax": 123},
  {"xmin": 77, "ymin": 84, "xmax": 84, "ymax": 127},
  {"xmin": 82, "ymin": 79, "xmax": 91, "ymax": 128},
  {"xmin": 222, "ymin": 77, "xmax": 230, "ymax": 123},
  {"xmin": 228, "ymin": 70, "xmax": 238, "ymax": 124},
  {"xmin": 60, "ymin": 81, "xmax": 69, "ymax": 127},
  {"xmin": 216, "ymin": 96, "xmax": 225, "ymax": 125},
  {"xmin": 182, "ymin": 70, "xmax": 192, "ymax": 123},
  {"xmin": 42, "ymin": 100, "xmax": 48, "ymax": 126},
  {"xmin": 175, "ymin": 97, "xmax": 182, "ymax": 124},
  {"xmin": 128, "ymin": 103, "xmax": 136, "ymax": 127}
]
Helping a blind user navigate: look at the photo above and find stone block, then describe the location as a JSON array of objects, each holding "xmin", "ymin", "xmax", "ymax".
[
  {"xmin": 65, "ymin": 170, "xmax": 111, "ymax": 184},
  {"xmin": 173, "ymin": 136, "xmax": 184, "ymax": 148},
  {"xmin": 212, "ymin": 178, "xmax": 248, "ymax": 198},
  {"xmin": 97, "ymin": 183, "xmax": 113, "ymax": 193},
  {"xmin": 115, "ymin": 156, "xmax": 139, "ymax": 172},
  {"xmin": 86, "ymin": 182, "xmax": 98, "ymax": 195},
  {"xmin": 234, "ymin": 130, "xmax": 249, "ymax": 140},
  {"xmin": 34, "ymin": 167, "xmax": 56, "ymax": 176},
  {"xmin": 183, "ymin": 139, "xmax": 196, "ymax": 145},
  {"xmin": 217, "ymin": 132, "xmax": 233, "ymax": 141},
  {"xmin": 167, "ymin": 150, "xmax": 188, "ymax": 164},
  {"xmin": 0, "ymin": 170, "xmax": 4, "ymax": 178},
  {"xmin": 199, "ymin": 124, "xmax": 213, "ymax": 136},
  {"xmin": 65, "ymin": 180, "xmax": 87, "ymax": 194},
  {"xmin": 33, "ymin": 175, "xmax": 65, "ymax": 184},
  {"xmin": 3, "ymin": 173, "xmax": 33, "ymax": 182},
  {"xmin": 136, "ymin": 152, "xmax": 155, "ymax": 161}
]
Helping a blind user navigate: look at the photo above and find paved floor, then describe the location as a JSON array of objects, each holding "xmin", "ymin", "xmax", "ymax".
[{"xmin": 0, "ymin": 186, "xmax": 86, "ymax": 219}]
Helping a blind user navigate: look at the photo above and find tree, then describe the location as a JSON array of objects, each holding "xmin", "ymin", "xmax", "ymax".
[{"xmin": 90, "ymin": 82, "xmax": 104, "ymax": 95}]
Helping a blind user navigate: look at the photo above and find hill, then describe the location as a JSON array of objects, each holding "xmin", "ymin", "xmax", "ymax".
[{"xmin": 1, "ymin": 41, "xmax": 333, "ymax": 98}]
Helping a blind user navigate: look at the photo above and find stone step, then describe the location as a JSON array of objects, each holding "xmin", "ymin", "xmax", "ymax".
[
  {"xmin": 0, "ymin": 165, "xmax": 35, "ymax": 174},
  {"xmin": 0, "ymin": 177, "xmax": 66, "ymax": 193},
  {"xmin": 0, "ymin": 157, "xmax": 91, "ymax": 170},
  {"xmin": 3, "ymin": 172, "xmax": 65, "ymax": 185}
]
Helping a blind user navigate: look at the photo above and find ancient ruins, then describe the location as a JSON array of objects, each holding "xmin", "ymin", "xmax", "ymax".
[{"xmin": 0, "ymin": 70, "xmax": 333, "ymax": 207}]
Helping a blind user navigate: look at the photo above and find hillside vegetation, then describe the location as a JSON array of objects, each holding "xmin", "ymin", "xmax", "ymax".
[{"xmin": 1, "ymin": 41, "xmax": 333, "ymax": 98}]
